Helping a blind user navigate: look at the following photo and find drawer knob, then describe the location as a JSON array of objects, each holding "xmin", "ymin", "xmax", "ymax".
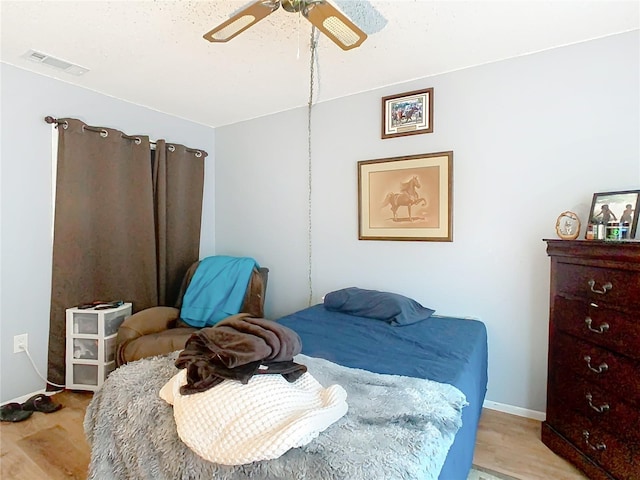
[
  {"xmin": 585, "ymin": 393, "xmax": 610, "ymax": 413},
  {"xmin": 583, "ymin": 355, "xmax": 608, "ymax": 374},
  {"xmin": 584, "ymin": 317, "xmax": 609, "ymax": 334},
  {"xmin": 582, "ymin": 430, "xmax": 606, "ymax": 451},
  {"xmin": 588, "ymin": 280, "xmax": 612, "ymax": 295}
]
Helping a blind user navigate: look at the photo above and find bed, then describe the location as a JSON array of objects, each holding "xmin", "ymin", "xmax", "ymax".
[
  {"xmin": 277, "ymin": 303, "xmax": 488, "ymax": 480},
  {"xmin": 84, "ymin": 289, "xmax": 487, "ymax": 480}
]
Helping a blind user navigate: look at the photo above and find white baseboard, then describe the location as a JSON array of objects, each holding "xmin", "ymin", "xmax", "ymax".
[
  {"xmin": 483, "ymin": 400, "xmax": 546, "ymax": 421},
  {"xmin": 1, "ymin": 388, "xmax": 63, "ymax": 407}
]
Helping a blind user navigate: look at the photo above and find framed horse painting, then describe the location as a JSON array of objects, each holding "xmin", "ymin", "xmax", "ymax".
[
  {"xmin": 381, "ymin": 88, "xmax": 433, "ymax": 139},
  {"xmin": 358, "ymin": 151, "xmax": 453, "ymax": 241}
]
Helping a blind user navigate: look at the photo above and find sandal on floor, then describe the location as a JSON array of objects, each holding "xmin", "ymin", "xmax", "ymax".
[
  {"xmin": 0, "ymin": 402, "xmax": 33, "ymax": 422},
  {"xmin": 21, "ymin": 394, "xmax": 62, "ymax": 413}
]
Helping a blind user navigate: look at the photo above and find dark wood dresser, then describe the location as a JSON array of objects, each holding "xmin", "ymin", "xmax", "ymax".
[{"xmin": 542, "ymin": 240, "xmax": 640, "ymax": 480}]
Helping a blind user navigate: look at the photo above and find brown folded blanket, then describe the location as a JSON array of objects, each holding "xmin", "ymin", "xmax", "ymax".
[{"xmin": 175, "ymin": 314, "xmax": 306, "ymax": 395}]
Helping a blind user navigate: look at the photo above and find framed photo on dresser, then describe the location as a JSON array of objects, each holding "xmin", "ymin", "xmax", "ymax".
[{"xmin": 586, "ymin": 189, "xmax": 640, "ymax": 239}]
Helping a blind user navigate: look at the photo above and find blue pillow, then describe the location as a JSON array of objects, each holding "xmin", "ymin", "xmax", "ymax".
[{"xmin": 323, "ymin": 287, "xmax": 435, "ymax": 326}]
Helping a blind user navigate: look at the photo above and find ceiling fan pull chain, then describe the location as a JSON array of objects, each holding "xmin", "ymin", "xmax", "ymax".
[
  {"xmin": 307, "ymin": 25, "xmax": 317, "ymax": 307},
  {"xmin": 296, "ymin": 10, "xmax": 301, "ymax": 59}
]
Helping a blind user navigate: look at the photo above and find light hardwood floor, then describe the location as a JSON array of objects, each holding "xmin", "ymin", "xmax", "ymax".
[
  {"xmin": 0, "ymin": 391, "xmax": 589, "ymax": 480},
  {"xmin": 473, "ymin": 408, "xmax": 588, "ymax": 480}
]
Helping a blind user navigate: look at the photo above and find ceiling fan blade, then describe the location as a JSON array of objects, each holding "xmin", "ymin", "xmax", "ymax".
[
  {"xmin": 303, "ymin": 1, "xmax": 367, "ymax": 51},
  {"xmin": 203, "ymin": 0, "xmax": 280, "ymax": 43}
]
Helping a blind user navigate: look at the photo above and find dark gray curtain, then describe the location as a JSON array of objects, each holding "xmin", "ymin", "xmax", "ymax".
[
  {"xmin": 46, "ymin": 119, "xmax": 205, "ymax": 387},
  {"xmin": 153, "ymin": 140, "xmax": 204, "ymax": 306}
]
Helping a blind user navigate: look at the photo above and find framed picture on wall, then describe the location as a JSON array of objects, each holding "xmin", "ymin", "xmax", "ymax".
[
  {"xmin": 358, "ymin": 151, "xmax": 453, "ymax": 241},
  {"xmin": 381, "ymin": 88, "xmax": 433, "ymax": 139},
  {"xmin": 586, "ymin": 189, "xmax": 640, "ymax": 239}
]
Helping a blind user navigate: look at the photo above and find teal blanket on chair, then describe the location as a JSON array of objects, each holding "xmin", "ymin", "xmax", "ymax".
[{"xmin": 180, "ymin": 256, "xmax": 258, "ymax": 328}]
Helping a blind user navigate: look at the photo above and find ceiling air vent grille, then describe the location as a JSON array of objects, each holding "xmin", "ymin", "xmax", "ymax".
[{"xmin": 22, "ymin": 50, "xmax": 89, "ymax": 76}]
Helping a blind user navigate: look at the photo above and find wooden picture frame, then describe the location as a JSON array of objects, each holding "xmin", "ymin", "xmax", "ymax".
[
  {"xmin": 381, "ymin": 88, "xmax": 433, "ymax": 139},
  {"xmin": 358, "ymin": 151, "xmax": 453, "ymax": 241},
  {"xmin": 586, "ymin": 189, "xmax": 640, "ymax": 239}
]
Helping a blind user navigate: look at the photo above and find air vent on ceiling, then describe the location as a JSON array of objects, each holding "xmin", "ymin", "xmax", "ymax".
[{"xmin": 22, "ymin": 50, "xmax": 89, "ymax": 76}]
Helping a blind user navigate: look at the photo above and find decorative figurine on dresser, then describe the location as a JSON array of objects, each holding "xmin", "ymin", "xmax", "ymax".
[{"xmin": 543, "ymin": 239, "xmax": 640, "ymax": 480}]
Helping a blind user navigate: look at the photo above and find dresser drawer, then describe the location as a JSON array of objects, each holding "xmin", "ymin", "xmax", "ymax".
[
  {"xmin": 549, "ymin": 367, "xmax": 640, "ymax": 443},
  {"xmin": 551, "ymin": 332, "xmax": 640, "ymax": 407},
  {"xmin": 555, "ymin": 263, "xmax": 640, "ymax": 309},
  {"xmin": 554, "ymin": 296, "xmax": 640, "ymax": 360},
  {"xmin": 547, "ymin": 403, "xmax": 640, "ymax": 480}
]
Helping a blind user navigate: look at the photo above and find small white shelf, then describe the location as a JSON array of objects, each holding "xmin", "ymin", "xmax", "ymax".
[{"xmin": 65, "ymin": 302, "xmax": 131, "ymax": 391}]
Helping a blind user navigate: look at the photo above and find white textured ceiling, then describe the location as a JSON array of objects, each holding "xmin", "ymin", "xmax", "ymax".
[{"xmin": 1, "ymin": 1, "xmax": 638, "ymax": 128}]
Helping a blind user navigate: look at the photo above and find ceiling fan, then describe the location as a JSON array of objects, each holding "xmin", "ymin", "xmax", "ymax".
[{"xmin": 203, "ymin": 0, "xmax": 367, "ymax": 51}]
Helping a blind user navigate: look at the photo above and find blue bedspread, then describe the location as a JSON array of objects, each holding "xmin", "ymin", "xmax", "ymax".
[{"xmin": 277, "ymin": 304, "xmax": 488, "ymax": 480}]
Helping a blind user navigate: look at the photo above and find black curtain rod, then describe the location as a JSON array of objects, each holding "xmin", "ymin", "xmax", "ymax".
[{"xmin": 44, "ymin": 116, "xmax": 207, "ymax": 157}]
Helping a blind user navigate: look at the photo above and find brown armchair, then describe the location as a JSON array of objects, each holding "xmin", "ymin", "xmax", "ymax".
[{"xmin": 115, "ymin": 261, "xmax": 268, "ymax": 366}]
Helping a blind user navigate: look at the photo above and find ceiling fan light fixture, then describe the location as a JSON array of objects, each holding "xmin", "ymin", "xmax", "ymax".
[
  {"xmin": 281, "ymin": 0, "xmax": 304, "ymax": 13},
  {"xmin": 202, "ymin": 0, "xmax": 367, "ymax": 50}
]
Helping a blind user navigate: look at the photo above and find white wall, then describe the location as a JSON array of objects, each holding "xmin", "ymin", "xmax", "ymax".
[
  {"xmin": 215, "ymin": 31, "xmax": 640, "ymax": 413},
  {"xmin": 0, "ymin": 63, "xmax": 216, "ymax": 403}
]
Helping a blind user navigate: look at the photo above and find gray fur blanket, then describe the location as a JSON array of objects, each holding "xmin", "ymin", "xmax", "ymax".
[{"xmin": 84, "ymin": 352, "xmax": 467, "ymax": 480}]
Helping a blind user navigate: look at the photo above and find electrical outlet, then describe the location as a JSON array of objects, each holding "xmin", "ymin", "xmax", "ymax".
[{"xmin": 13, "ymin": 334, "xmax": 28, "ymax": 353}]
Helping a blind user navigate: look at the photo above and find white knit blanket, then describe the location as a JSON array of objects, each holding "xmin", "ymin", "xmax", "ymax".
[{"xmin": 159, "ymin": 369, "xmax": 348, "ymax": 465}]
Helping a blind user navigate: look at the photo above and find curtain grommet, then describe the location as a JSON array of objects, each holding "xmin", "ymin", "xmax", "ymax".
[
  {"xmin": 168, "ymin": 145, "xmax": 176, "ymax": 152},
  {"xmin": 135, "ymin": 137, "xmax": 142, "ymax": 145},
  {"xmin": 100, "ymin": 129, "xmax": 109, "ymax": 138},
  {"xmin": 62, "ymin": 121, "xmax": 69, "ymax": 130},
  {"xmin": 195, "ymin": 151, "xmax": 202, "ymax": 158}
]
